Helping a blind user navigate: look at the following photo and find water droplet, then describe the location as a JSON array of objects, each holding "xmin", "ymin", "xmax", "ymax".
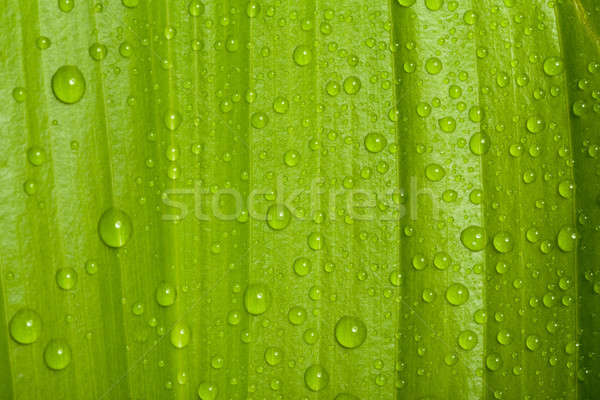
[
  {"xmin": 557, "ymin": 226, "xmax": 577, "ymax": 252},
  {"xmin": 197, "ymin": 382, "xmax": 217, "ymax": 400},
  {"xmin": 446, "ymin": 283, "xmax": 469, "ymax": 306},
  {"xmin": 188, "ymin": 0, "xmax": 205, "ymax": 16},
  {"xmin": 156, "ymin": 282, "xmax": 176, "ymax": 306},
  {"xmin": 272, "ymin": 96, "xmax": 289, "ymax": 114},
  {"xmin": 438, "ymin": 116, "xmax": 456, "ymax": 133},
  {"xmin": 469, "ymin": 132, "xmax": 490, "ymax": 155},
  {"xmin": 56, "ymin": 268, "xmax": 77, "ymax": 290},
  {"xmin": 164, "ymin": 110, "xmax": 182, "ymax": 131},
  {"xmin": 364, "ymin": 132, "xmax": 386, "ymax": 153},
  {"xmin": 304, "ymin": 364, "xmax": 329, "ymax": 392},
  {"xmin": 486, "ymin": 353, "xmax": 502, "ymax": 371},
  {"xmin": 425, "ymin": 57, "xmax": 443, "ymax": 74},
  {"xmin": 170, "ymin": 322, "xmax": 191, "ymax": 349},
  {"xmin": 266, "ymin": 204, "xmax": 291, "ymax": 230},
  {"xmin": 425, "ymin": 163, "xmax": 445, "ymax": 181},
  {"xmin": 526, "ymin": 115, "xmax": 545, "ymax": 133},
  {"xmin": 343, "ymin": 76, "xmax": 361, "ymax": 95},
  {"xmin": 244, "ymin": 284, "xmax": 270, "ymax": 315},
  {"xmin": 425, "ymin": 0, "xmax": 443, "ymax": 11},
  {"xmin": 460, "ymin": 226, "xmax": 487, "ymax": 251},
  {"xmin": 27, "ymin": 146, "xmax": 46, "ymax": 166},
  {"xmin": 251, "ymin": 112, "xmax": 268, "ymax": 129},
  {"xmin": 558, "ymin": 180, "xmax": 574, "ymax": 199},
  {"xmin": 52, "ymin": 65, "xmax": 86, "ymax": 104},
  {"xmin": 526, "ymin": 335, "xmax": 540, "ymax": 351},
  {"xmin": 247, "ymin": 1, "xmax": 260, "ymax": 17},
  {"xmin": 264, "ymin": 347, "xmax": 283, "ymax": 366},
  {"xmin": 98, "ymin": 208, "xmax": 133, "ymax": 248},
  {"xmin": 36, "ymin": 36, "xmax": 51, "ymax": 50},
  {"xmin": 335, "ymin": 316, "xmax": 367, "ymax": 349},
  {"xmin": 58, "ymin": 0, "xmax": 74, "ymax": 13},
  {"xmin": 293, "ymin": 257, "xmax": 311, "ymax": 276},
  {"xmin": 288, "ymin": 306, "xmax": 307, "ymax": 325},
  {"xmin": 493, "ymin": 330, "xmax": 511, "ymax": 347},
  {"xmin": 307, "ymin": 232, "xmax": 323, "ymax": 250},
  {"xmin": 458, "ymin": 330, "xmax": 477, "ymax": 350},
  {"xmin": 9, "ymin": 309, "xmax": 42, "ymax": 344},
  {"xmin": 44, "ymin": 339, "xmax": 72, "ymax": 370},
  {"xmin": 397, "ymin": 0, "xmax": 416, "ymax": 6},
  {"xmin": 283, "ymin": 150, "xmax": 300, "ymax": 166},
  {"xmin": 293, "ymin": 45, "xmax": 312, "ymax": 66},
  {"xmin": 89, "ymin": 43, "xmax": 108, "ymax": 61},
  {"xmin": 543, "ymin": 57, "xmax": 564, "ymax": 76},
  {"xmin": 122, "ymin": 0, "xmax": 139, "ymax": 7},
  {"xmin": 492, "ymin": 231, "xmax": 514, "ymax": 253}
]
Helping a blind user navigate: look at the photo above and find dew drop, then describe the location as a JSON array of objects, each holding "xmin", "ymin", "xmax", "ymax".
[
  {"xmin": 156, "ymin": 281, "xmax": 177, "ymax": 306},
  {"xmin": 56, "ymin": 268, "xmax": 77, "ymax": 290},
  {"xmin": 304, "ymin": 364, "xmax": 329, "ymax": 392},
  {"xmin": 188, "ymin": 0, "xmax": 205, "ymax": 16},
  {"xmin": 486, "ymin": 353, "xmax": 502, "ymax": 371},
  {"xmin": 446, "ymin": 283, "xmax": 469, "ymax": 306},
  {"xmin": 266, "ymin": 204, "xmax": 291, "ymax": 230},
  {"xmin": 458, "ymin": 330, "xmax": 477, "ymax": 350},
  {"xmin": 27, "ymin": 146, "xmax": 46, "ymax": 166},
  {"xmin": 364, "ymin": 133, "xmax": 386, "ymax": 153},
  {"xmin": 293, "ymin": 257, "xmax": 311, "ymax": 276},
  {"xmin": 164, "ymin": 110, "xmax": 182, "ymax": 131},
  {"xmin": 122, "ymin": 0, "xmax": 139, "ymax": 7},
  {"xmin": 492, "ymin": 231, "xmax": 514, "ymax": 253},
  {"xmin": 343, "ymin": 76, "xmax": 361, "ymax": 95},
  {"xmin": 425, "ymin": 57, "xmax": 443, "ymax": 74},
  {"xmin": 293, "ymin": 45, "xmax": 312, "ymax": 66},
  {"xmin": 307, "ymin": 232, "xmax": 323, "ymax": 250},
  {"xmin": 460, "ymin": 226, "xmax": 487, "ymax": 251},
  {"xmin": 52, "ymin": 65, "xmax": 86, "ymax": 104},
  {"xmin": 98, "ymin": 208, "xmax": 133, "ymax": 248},
  {"xmin": 557, "ymin": 226, "xmax": 577, "ymax": 252},
  {"xmin": 9, "ymin": 309, "xmax": 42, "ymax": 344},
  {"xmin": 469, "ymin": 132, "xmax": 491, "ymax": 155},
  {"xmin": 264, "ymin": 347, "xmax": 283, "ymax": 366},
  {"xmin": 170, "ymin": 322, "xmax": 191, "ymax": 349},
  {"xmin": 244, "ymin": 284, "xmax": 270, "ymax": 315},
  {"xmin": 334, "ymin": 316, "xmax": 367, "ymax": 349},
  {"xmin": 58, "ymin": 0, "xmax": 74, "ymax": 13},
  {"xmin": 425, "ymin": 163, "xmax": 445, "ymax": 182},
  {"xmin": 543, "ymin": 57, "xmax": 564, "ymax": 76},
  {"xmin": 44, "ymin": 339, "xmax": 72, "ymax": 370},
  {"xmin": 89, "ymin": 43, "xmax": 107, "ymax": 61}
]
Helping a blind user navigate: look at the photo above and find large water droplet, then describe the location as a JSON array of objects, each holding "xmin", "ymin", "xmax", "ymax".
[
  {"xmin": 446, "ymin": 283, "xmax": 469, "ymax": 306},
  {"xmin": 244, "ymin": 284, "xmax": 270, "ymax": 315},
  {"xmin": 98, "ymin": 208, "xmax": 133, "ymax": 248},
  {"xmin": 56, "ymin": 268, "xmax": 77, "ymax": 290},
  {"xmin": 557, "ymin": 226, "xmax": 577, "ymax": 252},
  {"xmin": 9, "ymin": 309, "xmax": 42, "ymax": 344},
  {"xmin": 460, "ymin": 226, "xmax": 487, "ymax": 251},
  {"xmin": 293, "ymin": 45, "xmax": 313, "ymax": 66},
  {"xmin": 197, "ymin": 382, "xmax": 217, "ymax": 399},
  {"xmin": 156, "ymin": 281, "xmax": 176, "ymax": 306},
  {"xmin": 266, "ymin": 204, "xmax": 291, "ymax": 230},
  {"xmin": 304, "ymin": 364, "xmax": 329, "ymax": 392},
  {"xmin": 52, "ymin": 65, "xmax": 86, "ymax": 104},
  {"xmin": 44, "ymin": 339, "xmax": 72, "ymax": 370},
  {"xmin": 334, "ymin": 316, "xmax": 367, "ymax": 349},
  {"xmin": 170, "ymin": 322, "xmax": 191, "ymax": 349}
]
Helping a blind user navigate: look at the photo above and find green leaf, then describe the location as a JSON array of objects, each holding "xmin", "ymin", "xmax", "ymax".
[{"xmin": 1, "ymin": 0, "xmax": 599, "ymax": 399}]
